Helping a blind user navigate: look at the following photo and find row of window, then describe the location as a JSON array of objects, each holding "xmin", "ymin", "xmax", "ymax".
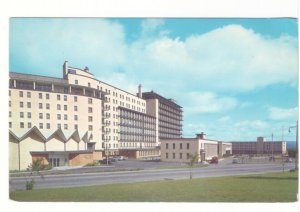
[
  {"xmin": 11, "ymin": 101, "xmax": 94, "ymax": 115},
  {"xmin": 159, "ymin": 103, "xmax": 182, "ymax": 114},
  {"xmin": 165, "ymin": 152, "xmax": 190, "ymax": 160},
  {"xmin": 14, "ymin": 93, "xmax": 92, "ymax": 104},
  {"xmin": 166, "ymin": 143, "xmax": 190, "ymax": 150},
  {"xmin": 9, "ymin": 122, "xmax": 93, "ymax": 131}
]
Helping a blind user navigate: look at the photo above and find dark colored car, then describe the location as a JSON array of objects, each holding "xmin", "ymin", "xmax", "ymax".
[
  {"xmin": 210, "ymin": 156, "xmax": 218, "ymax": 164},
  {"xmin": 100, "ymin": 158, "xmax": 113, "ymax": 165}
]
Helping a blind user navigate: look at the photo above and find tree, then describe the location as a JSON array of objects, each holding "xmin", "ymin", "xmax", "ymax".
[
  {"xmin": 188, "ymin": 153, "xmax": 199, "ymax": 180},
  {"xmin": 26, "ymin": 158, "xmax": 48, "ymax": 190}
]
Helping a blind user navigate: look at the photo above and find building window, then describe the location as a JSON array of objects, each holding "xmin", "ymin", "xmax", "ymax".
[
  {"xmin": 39, "ymin": 113, "xmax": 43, "ymax": 119},
  {"xmin": 39, "ymin": 123, "xmax": 43, "ymax": 129},
  {"xmin": 27, "ymin": 112, "xmax": 31, "ymax": 118},
  {"xmin": 27, "ymin": 102, "xmax": 31, "ymax": 108},
  {"xmin": 88, "ymin": 98, "xmax": 92, "ymax": 104},
  {"xmin": 20, "ymin": 112, "xmax": 24, "ymax": 118},
  {"xmin": 28, "ymin": 122, "xmax": 31, "ymax": 128},
  {"xmin": 187, "ymin": 143, "xmax": 190, "ymax": 149},
  {"xmin": 64, "ymin": 124, "xmax": 68, "ymax": 130},
  {"xmin": 166, "ymin": 153, "xmax": 168, "ymax": 159},
  {"xmin": 39, "ymin": 93, "xmax": 42, "ymax": 99},
  {"xmin": 187, "ymin": 153, "xmax": 190, "ymax": 159},
  {"xmin": 46, "ymin": 113, "xmax": 50, "ymax": 119},
  {"xmin": 88, "ymin": 82, "xmax": 91, "ymax": 87},
  {"xmin": 74, "ymin": 115, "xmax": 78, "ymax": 121},
  {"xmin": 64, "ymin": 114, "xmax": 68, "ymax": 120},
  {"xmin": 57, "ymin": 114, "xmax": 61, "ymax": 120},
  {"xmin": 180, "ymin": 143, "xmax": 182, "ymax": 149},
  {"xmin": 173, "ymin": 143, "xmax": 175, "ymax": 149},
  {"xmin": 39, "ymin": 103, "xmax": 43, "ymax": 109},
  {"xmin": 27, "ymin": 92, "xmax": 31, "ymax": 98},
  {"xmin": 20, "ymin": 102, "xmax": 23, "ymax": 108},
  {"xmin": 88, "ymin": 125, "xmax": 93, "ymax": 131},
  {"xmin": 74, "ymin": 96, "xmax": 77, "ymax": 102},
  {"xmin": 74, "ymin": 106, "xmax": 78, "ymax": 111},
  {"xmin": 57, "ymin": 104, "xmax": 61, "ymax": 110},
  {"xmin": 180, "ymin": 153, "xmax": 182, "ymax": 159},
  {"xmin": 166, "ymin": 143, "xmax": 168, "ymax": 149},
  {"xmin": 64, "ymin": 95, "xmax": 67, "ymax": 101},
  {"xmin": 88, "ymin": 107, "xmax": 92, "ymax": 113},
  {"xmin": 57, "ymin": 95, "xmax": 61, "ymax": 100},
  {"xmin": 173, "ymin": 153, "xmax": 175, "ymax": 159},
  {"xmin": 74, "ymin": 124, "xmax": 78, "ymax": 130},
  {"xmin": 9, "ymin": 111, "xmax": 11, "ymax": 117},
  {"xmin": 19, "ymin": 91, "xmax": 23, "ymax": 97},
  {"xmin": 47, "ymin": 123, "xmax": 50, "ymax": 129},
  {"xmin": 9, "ymin": 122, "xmax": 12, "ymax": 128},
  {"xmin": 64, "ymin": 105, "xmax": 67, "ymax": 110},
  {"xmin": 57, "ymin": 124, "xmax": 61, "ymax": 129},
  {"xmin": 20, "ymin": 122, "xmax": 24, "ymax": 128},
  {"xmin": 9, "ymin": 101, "xmax": 11, "ymax": 107},
  {"xmin": 46, "ymin": 93, "xmax": 50, "ymax": 99},
  {"xmin": 46, "ymin": 103, "xmax": 50, "ymax": 109},
  {"xmin": 75, "ymin": 80, "xmax": 78, "ymax": 85},
  {"xmin": 88, "ymin": 116, "xmax": 93, "ymax": 122}
]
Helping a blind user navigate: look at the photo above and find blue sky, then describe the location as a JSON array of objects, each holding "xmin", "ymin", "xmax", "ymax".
[{"xmin": 9, "ymin": 18, "xmax": 298, "ymax": 141}]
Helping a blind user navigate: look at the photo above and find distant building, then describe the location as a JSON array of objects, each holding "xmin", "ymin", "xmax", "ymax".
[
  {"xmin": 160, "ymin": 132, "xmax": 232, "ymax": 163},
  {"xmin": 231, "ymin": 137, "xmax": 287, "ymax": 155}
]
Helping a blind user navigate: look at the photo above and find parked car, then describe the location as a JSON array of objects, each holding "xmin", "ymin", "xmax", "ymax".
[
  {"xmin": 109, "ymin": 157, "xmax": 116, "ymax": 162},
  {"xmin": 210, "ymin": 156, "xmax": 218, "ymax": 164},
  {"xmin": 100, "ymin": 158, "xmax": 114, "ymax": 164},
  {"xmin": 232, "ymin": 158, "xmax": 239, "ymax": 164},
  {"xmin": 285, "ymin": 157, "xmax": 293, "ymax": 162},
  {"xmin": 114, "ymin": 156, "xmax": 126, "ymax": 161}
]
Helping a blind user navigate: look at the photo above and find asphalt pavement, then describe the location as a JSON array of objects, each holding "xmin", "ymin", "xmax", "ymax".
[{"xmin": 9, "ymin": 162, "xmax": 295, "ymax": 191}]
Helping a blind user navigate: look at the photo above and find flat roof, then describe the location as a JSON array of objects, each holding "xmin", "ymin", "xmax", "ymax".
[
  {"xmin": 142, "ymin": 91, "xmax": 182, "ymax": 109},
  {"xmin": 119, "ymin": 106, "xmax": 156, "ymax": 119},
  {"xmin": 10, "ymin": 72, "xmax": 68, "ymax": 84}
]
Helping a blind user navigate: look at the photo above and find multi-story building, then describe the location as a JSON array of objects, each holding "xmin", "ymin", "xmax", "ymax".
[
  {"xmin": 160, "ymin": 133, "xmax": 232, "ymax": 163},
  {"xmin": 142, "ymin": 91, "xmax": 183, "ymax": 142},
  {"xmin": 231, "ymin": 137, "xmax": 287, "ymax": 155},
  {"xmin": 9, "ymin": 61, "xmax": 180, "ymax": 170}
]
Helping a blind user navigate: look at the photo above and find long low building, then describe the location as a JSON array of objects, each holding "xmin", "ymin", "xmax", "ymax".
[
  {"xmin": 231, "ymin": 137, "xmax": 287, "ymax": 155},
  {"xmin": 160, "ymin": 133, "xmax": 232, "ymax": 163}
]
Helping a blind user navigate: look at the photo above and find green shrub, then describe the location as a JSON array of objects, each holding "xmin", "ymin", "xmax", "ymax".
[{"xmin": 26, "ymin": 179, "xmax": 35, "ymax": 190}]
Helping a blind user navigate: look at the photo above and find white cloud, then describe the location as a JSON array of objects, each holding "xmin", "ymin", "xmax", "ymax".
[
  {"xmin": 128, "ymin": 24, "xmax": 297, "ymax": 93},
  {"xmin": 234, "ymin": 120, "xmax": 269, "ymax": 129},
  {"xmin": 141, "ymin": 19, "xmax": 165, "ymax": 35},
  {"xmin": 184, "ymin": 92, "xmax": 238, "ymax": 113},
  {"xmin": 217, "ymin": 116, "xmax": 232, "ymax": 123},
  {"xmin": 269, "ymin": 107, "xmax": 298, "ymax": 120}
]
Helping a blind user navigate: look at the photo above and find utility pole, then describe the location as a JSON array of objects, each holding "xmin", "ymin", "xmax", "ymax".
[
  {"xmin": 272, "ymin": 133, "xmax": 274, "ymax": 161},
  {"xmin": 296, "ymin": 120, "xmax": 298, "ymax": 171},
  {"xmin": 289, "ymin": 120, "xmax": 298, "ymax": 171}
]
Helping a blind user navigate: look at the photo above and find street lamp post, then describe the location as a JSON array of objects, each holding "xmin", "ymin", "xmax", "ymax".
[{"xmin": 289, "ymin": 120, "xmax": 298, "ymax": 171}]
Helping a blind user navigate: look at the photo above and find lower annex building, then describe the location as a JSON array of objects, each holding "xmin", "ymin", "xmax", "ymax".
[
  {"xmin": 9, "ymin": 61, "xmax": 183, "ymax": 170},
  {"xmin": 161, "ymin": 132, "xmax": 232, "ymax": 163},
  {"xmin": 231, "ymin": 137, "xmax": 287, "ymax": 155}
]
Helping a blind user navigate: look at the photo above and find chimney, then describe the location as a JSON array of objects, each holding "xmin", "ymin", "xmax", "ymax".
[
  {"xmin": 138, "ymin": 84, "xmax": 142, "ymax": 98},
  {"xmin": 63, "ymin": 61, "xmax": 68, "ymax": 79},
  {"xmin": 196, "ymin": 132, "xmax": 206, "ymax": 139}
]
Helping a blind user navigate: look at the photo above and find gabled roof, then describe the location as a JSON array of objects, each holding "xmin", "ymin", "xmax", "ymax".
[{"xmin": 9, "ymin": 127, "xmax": 89, "ymax": 143}]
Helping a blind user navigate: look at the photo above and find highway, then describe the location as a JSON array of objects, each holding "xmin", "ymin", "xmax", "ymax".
[{"xmin": 9, "ymin": 163, "xmax": 294, "ymax": 191}]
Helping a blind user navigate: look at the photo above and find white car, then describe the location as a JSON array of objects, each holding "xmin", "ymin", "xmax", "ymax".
[{"xmin": 232, "ymin": 158, "xmax": 239, "ymax": 164}]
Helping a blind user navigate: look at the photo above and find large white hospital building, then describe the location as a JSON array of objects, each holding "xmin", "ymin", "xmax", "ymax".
[{"xmin": 9, "ymin": 61, "xmax": 183, "ymax": 170}]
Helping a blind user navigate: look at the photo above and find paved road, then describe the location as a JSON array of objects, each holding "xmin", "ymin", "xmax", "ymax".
[{"xmin": 9, "ymin": 163, "xmax": 294, "ymax": 191}]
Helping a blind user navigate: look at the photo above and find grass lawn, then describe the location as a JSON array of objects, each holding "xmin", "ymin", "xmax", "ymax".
[{"xmin": 10, "ymin": 171, "xmax": 298, "ymax": 202}]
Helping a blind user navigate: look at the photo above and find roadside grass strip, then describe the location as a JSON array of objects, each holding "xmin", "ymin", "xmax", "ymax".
[{"xmin": 10, "ymin": 171, "xmax": 298, "ymax": 202}]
